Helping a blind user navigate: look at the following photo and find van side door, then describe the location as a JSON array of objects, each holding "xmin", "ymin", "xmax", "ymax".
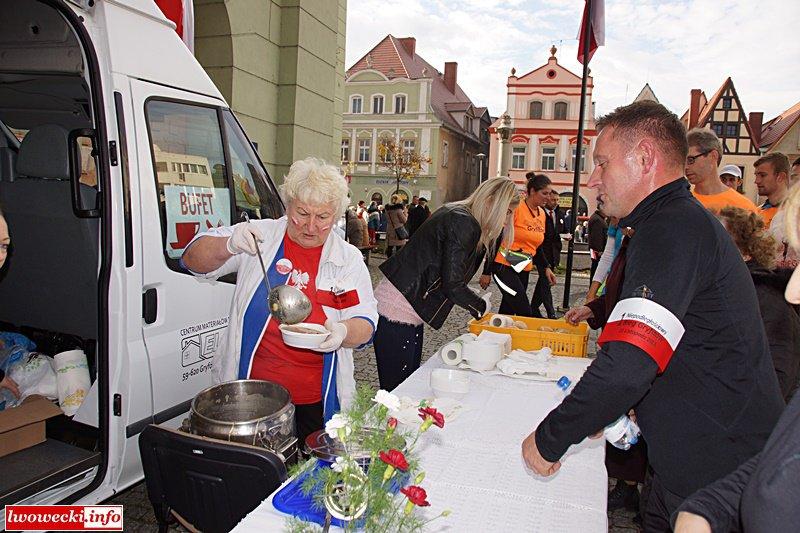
[{"xmin": 129, "ymin": 80, "xmax": 237, "ymax": 428}]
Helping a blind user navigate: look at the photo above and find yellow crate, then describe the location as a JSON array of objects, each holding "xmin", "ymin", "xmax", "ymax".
[{"xmin": 467, "ymin": 313, "xmax": 590, "ymax": 358}]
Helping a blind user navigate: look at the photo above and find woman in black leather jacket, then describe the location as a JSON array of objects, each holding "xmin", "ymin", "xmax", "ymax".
[{"xmin": 372, "ymin": 178, "xmax": 520, "ymax": 391}]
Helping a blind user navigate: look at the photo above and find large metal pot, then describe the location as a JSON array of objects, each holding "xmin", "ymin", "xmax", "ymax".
[{"xmin": 187, "ymin": 379, "xmax": 297, "ymax": 463}]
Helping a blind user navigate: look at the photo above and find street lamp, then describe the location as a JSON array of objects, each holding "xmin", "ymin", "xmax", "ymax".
[
  {"xmin": 475, "ymin": 153, "xmax": 486, "ymax": 184},
  {"xmin": 496, "ymin": 113, "xmax": 512, "ymax": 177}
]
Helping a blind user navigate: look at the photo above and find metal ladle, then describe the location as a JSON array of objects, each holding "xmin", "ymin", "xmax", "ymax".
[{"xmin": 240, "ymin": 212, "xmax": 312, "ymax": 325}]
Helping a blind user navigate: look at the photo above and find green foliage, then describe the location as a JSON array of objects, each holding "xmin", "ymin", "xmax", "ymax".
[{"xmin": 283, "ymin": 386, "xmax": 448, "ymax": 532}]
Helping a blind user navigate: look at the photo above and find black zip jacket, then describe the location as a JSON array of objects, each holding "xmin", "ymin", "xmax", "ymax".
[
  {"xmin": 748, "ymin": 262, "xmax": 800, "ymax": 401},
  {"xmin": 534, "ymin": 178, "xmax": 784, "ymax": 498},
  {"xmin": 379, "ymin": 204, "xmax": 487, "ymax": 329},
  {"xmin": 673, "ymin": 389, "xmax": 800, "ymax": 532}
]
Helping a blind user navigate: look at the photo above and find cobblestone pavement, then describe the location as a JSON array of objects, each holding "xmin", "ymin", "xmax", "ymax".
[{"xmin": 112, "ymin": 252, "xmax": 640, "ymax": 532}]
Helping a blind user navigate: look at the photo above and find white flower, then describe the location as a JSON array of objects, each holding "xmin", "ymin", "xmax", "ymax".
[
  {"xmin": 325, "ymin": 413, "xmax": 352, "ymax": 439},
  {"xmin": 331, "ymin": 456, "xmax": 347, "ymax": 473},
  {"xmin": 372, "ymin": 390, "xmax": 401, "ymax": 412}
]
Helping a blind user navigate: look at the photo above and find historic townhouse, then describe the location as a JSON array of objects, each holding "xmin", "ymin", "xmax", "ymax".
[
  {"xmin": 342, "ymin": 35, "xmax": 489, "ymax": 208},
  {"xmin": 487, "ymin": 46, "xmax": 597, "ymax": 214}
]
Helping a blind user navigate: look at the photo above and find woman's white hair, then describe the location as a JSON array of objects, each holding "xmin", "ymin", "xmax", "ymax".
[{"xmin": 280, "ymin": 157, "xmax": 350, "ymax": 215}]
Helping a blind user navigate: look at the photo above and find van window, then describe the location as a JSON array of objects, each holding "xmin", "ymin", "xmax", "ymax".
[
  {"xmin": 145, "ymin": 100, "xmax": 231, "ymax": 270},
  {"xmin": 222, "ymin": 109, "xmax": 283, "ymax": 220}
]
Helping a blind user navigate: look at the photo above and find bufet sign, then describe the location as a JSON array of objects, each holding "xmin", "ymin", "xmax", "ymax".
[{"xmin": 164, "ymin": 185, "xmax": 231, "ymax": 258}]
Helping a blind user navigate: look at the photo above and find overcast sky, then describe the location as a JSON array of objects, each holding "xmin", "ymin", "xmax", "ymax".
[{"xmin": 345, "ymin": 0, "xmax": 800, "ymax": 121}]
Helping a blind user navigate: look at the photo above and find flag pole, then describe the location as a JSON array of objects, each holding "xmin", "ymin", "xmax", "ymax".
[{"xmin": 561, "ymin": 0, "xmax": 593, "ymax": 311}]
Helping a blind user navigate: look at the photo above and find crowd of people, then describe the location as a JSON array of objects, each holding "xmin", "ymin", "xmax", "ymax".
[{"xmin": 162, "ymin": 98, "xmax": 800, "ymax": 532}]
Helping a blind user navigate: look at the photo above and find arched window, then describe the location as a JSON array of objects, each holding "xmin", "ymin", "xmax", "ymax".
[
  {"xmin": 529, "ymin": 101, "xmax": 543, "ymax": 119},
  {"xmin": 553, "ymin": 102, "xmax": 568, "ymax": 120}
]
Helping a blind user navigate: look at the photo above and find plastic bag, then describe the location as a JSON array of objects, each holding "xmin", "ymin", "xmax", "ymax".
[
  {"xmin": 0, "ymin": 332, "xmax": 37, "ymax": 372},
  {"xmin": 0, "ymin": 332, "xmax": 38, "ymax": 410},
  {"xmin": 9, "ymin": 352, "xmax": 58, "ymax": 401}
]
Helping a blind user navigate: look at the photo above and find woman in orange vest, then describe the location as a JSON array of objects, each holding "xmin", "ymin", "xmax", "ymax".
[{"xmin": 480, "ymin": 173, "xmax": 557, "ymax": 316}]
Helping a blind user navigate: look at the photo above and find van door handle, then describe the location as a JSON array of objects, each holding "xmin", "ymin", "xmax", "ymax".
[{"xmin": 142, "ymin": 288, "xmax": 158, "ymax": 324}]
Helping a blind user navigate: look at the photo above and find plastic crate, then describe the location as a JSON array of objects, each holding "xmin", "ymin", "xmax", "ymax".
[{"xmin": 468, "ymin": 313, "xmax": 590, "ymax": 358}]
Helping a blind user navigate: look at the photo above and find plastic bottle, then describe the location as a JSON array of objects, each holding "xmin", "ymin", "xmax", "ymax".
[{"xmin": 556, "ymin": 376, "xmax": 641, "ymax": 450}]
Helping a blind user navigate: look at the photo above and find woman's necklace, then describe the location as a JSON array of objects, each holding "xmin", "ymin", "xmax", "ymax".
[{"xmin": 524, "ymin": 197, "xmax": 540, "ymax": 218}]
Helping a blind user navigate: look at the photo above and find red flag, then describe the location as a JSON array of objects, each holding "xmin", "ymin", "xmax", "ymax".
[
  {"xmin": 577, "ymin": 0, "xmax": 605, "ymax": 65},
  {"xmin": 154, "ymin": 0, "xmax": 195, "ymax": 53}
]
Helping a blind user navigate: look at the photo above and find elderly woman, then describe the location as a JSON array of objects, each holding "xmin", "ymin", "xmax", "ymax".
[{"xmin": 182, "ymin": 158, "xmax": 378, "ymax": 443}]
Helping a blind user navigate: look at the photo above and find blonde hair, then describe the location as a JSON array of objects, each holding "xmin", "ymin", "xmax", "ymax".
[
  {"xmin": 280, "ymin": 157, "xmax": 350, "ymax": 216},
  {"xmin": 454, "ymin": 177, "xmax": 520, "ymax": 252},
  {"xmin": 784, "ymin": 183, "xmax": 800, "ymax": 251},
  {"xmin": 718, "ymin": 207, "xmax": 777, "ymax": 269}
]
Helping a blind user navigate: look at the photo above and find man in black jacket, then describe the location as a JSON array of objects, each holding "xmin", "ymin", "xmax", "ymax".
[
  {"xmin": 406, "ymin": 197, "xmax": 431, "ymax": 237},
  {"xmin": 521, "ymin": 101, "xmax": 784, "ymax": 532},
  {"xmin": 587, "ymin": 207, "xmax": 608, "ymax": 280}
]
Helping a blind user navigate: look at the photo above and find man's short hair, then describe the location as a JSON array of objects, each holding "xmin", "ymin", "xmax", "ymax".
[
  {"xmin": 686, "ymin": 128, "xmax": 723, "ymax": 167},
  {"xmin": 596, "ymin": 101, "xmax": 688, "ymax": 168},
  {"xmin": 418, "ymin": 197, "xmax": 428, "ymax": 203},
  {"xmin": 754, "ymin": 152, "xmax": 790, "ymax": 175},
  {"xmin": 792, "ymin": 157, "xmax": 800, "ymax": 167}
]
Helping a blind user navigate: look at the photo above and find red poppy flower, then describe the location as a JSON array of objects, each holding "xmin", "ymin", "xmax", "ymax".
[
  {"xmin": 388, "ymin": 417, "xmax": 398, "ymax": 429},
  {"xmin": 379, "ymin": 449, "xmax": 409, "ymax": 471},
  {"xmin": 418, "ymin": 407, "xmax": 445, "ymax": 428},
  {"xmin": 401, "ymin": 485, "xmax": 430, "ymax": 507}
]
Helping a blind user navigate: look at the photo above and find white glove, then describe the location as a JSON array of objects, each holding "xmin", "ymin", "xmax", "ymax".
[
  {"xmin": 480, "ymin": 292, "xmax": 493, "ymax": 317},
  {"xmin": 226, "ymin": 222, "xmax": 263, "ymax": 256},
  {"xmin": 314, "ymin": 319, "xmax": 348, "ymax": 352}
]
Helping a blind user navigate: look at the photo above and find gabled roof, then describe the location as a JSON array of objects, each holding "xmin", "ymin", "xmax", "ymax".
[
  {"xmin": 761, "ymin": 101, "xmax": 800, "ymax": 148},
  {"xmin": 633, "ymin": 83, "xmax": 658, "ymax": 104},
  {"xmin": 697, "ymin": 77, "xmax": 732, "ymax": 126},
  {"xmin": 681, "ymin": 78, "xmax": 761, "ymax": 152},
  {"xmin": 347, "ymin": 35, "xmax": 482, "ymax": 140}
]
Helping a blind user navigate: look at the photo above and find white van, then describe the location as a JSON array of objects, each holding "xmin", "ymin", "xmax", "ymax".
[{"xmin": 0, "ymin": 0, "xmax": 284, "ymax": 524}]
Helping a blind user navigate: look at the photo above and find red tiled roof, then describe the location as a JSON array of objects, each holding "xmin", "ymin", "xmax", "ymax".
[
  {"xmin": 760, "ymin": 101, "xmax": 800, "ymax": 148},
  {"xmin": 347, "ymin": 35, "xmax": 409, "ymax": 79},
  {"xmin": 347, "ymin": 35, "xmax": 482, "ymax": 140}
]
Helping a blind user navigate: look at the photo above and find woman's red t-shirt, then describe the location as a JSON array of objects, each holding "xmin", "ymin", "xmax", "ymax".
[{"xmin": 250, "ymin": 234, "xmax": 326, "ymax": 405}]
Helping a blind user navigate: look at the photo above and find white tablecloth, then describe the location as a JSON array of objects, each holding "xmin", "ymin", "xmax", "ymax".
[{"xmin": 232, "ymin": 355, "xmax": 607, "ymax": 532}]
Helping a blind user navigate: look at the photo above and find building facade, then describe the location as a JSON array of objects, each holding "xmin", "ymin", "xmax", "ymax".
[
  {"xmin": 342, "ymin": 35, "xmax": 489, "ymax": 208},
  {"xmin": 193, "ymin": 0, "xmax": 346, "ymax": 181},
  {"xmin": 682, "ymin": 78, "xmax": 762, "ymax": 200},
  {"xmin": 488, "ymin": 46, "xmax": 596, "ymax": 215}
]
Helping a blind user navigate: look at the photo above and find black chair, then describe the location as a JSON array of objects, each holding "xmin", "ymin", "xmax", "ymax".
[{"xmin": 138, "ymin": 425, "xmax": 287, "ymax": 533}]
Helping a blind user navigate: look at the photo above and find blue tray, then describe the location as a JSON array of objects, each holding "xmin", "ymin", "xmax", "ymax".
[{"xmin": 272, "ymin": 462, "xmax": 407, "ymax": 528}]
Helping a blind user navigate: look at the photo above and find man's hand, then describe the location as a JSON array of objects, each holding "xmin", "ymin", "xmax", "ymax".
[
  {"xmin": 480, "ymin": 292, "xmax": 493, "ymax": 317},
  {"xmin": 673, "ymin": 512, "xmax": 712, "ymax": 533},
  {"xmin": 564, "ymin": 305, "xmax": 594, "ymax": 325},
  {"xmin": 0, "ymin": 375, "xmax": 20, "ymax": 398},
  {"xmin": 521, "ymin": 431, "xmax": 561, "ymax": 476},
  {"xmin": 479, "ymin": 274, "xmax": 491, "ymax": 290},
  {"xmin": 545, "ymin": 268, "xmax": 557, "ymax": 286},
  {"xmin": 313, "ymin": 319, "xmax": 348, "ymax": 352},
  {"xmin": 226, "ymin": 222, "xmax": 264, "ymax": 256}
]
